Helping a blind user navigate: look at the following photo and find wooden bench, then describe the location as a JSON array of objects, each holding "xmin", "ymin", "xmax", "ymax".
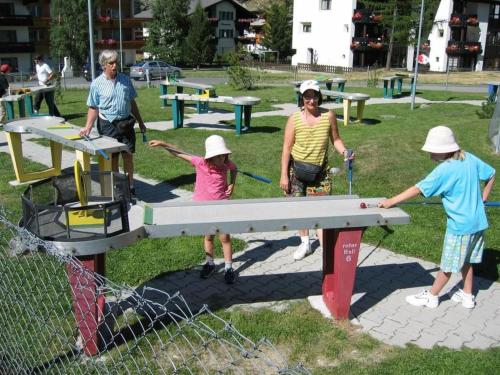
[
  {"xmin": 294, "ymin": 88, "xmax": 370, "ymax": 126},
  {"xmin": 159, "ymin": 93, "xmax": 261, "ymax": 135},
  {"xmin": 382, "ymin": 74, "xmax": 414, "ymax": 99},
  {"xmin": 159, "ymin": 80, "xmax": 216, "ymax": 113},
  {"xmin": 292, "ymin": 77, "xmax": 347, "ymax": 105}
]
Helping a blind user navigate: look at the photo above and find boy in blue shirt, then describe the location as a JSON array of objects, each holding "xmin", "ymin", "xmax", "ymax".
[{"xmin": 379, "ymin": 126, "xmax": 495, "ymax": 309}]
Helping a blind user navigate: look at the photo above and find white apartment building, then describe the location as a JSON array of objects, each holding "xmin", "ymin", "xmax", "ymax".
[{"xmin": 292, "ymin": 0, "xmax": 500, "ymax": 72}]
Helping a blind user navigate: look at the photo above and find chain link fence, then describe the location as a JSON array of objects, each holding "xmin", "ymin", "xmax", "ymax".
[{"xmin": 0, "ymin": 211, "xmax": 310, "ymax": 374}]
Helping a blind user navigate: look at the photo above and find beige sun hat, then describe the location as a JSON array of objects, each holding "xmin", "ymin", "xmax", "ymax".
[
  {"xmin": 299, "ymin": 80, "xmax": 320, "ymax": 94},
  {"xmin": 204, "ymin": 135, "xmax": 231, "ymax": 159},
  {"xmin": 421, "ymin": 126, "xmax": 460, "ymax": 153}
]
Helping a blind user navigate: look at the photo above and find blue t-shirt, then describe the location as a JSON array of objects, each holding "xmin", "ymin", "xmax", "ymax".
[
  {"xmin": 416, "ymin": 152, "xmax": 495, "ymax": 235},
  {"xmin": 87, "ymin": 72, "xmax": 137, "ymax": 122}
]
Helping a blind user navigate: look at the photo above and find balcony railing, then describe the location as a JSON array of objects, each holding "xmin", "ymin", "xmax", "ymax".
[
  {"xmin": 449, "ymin": 14, "xmax": 479, "ymax": 28},
  {"xmin": 351, "ymin": 37, "xmax": 387, "ymax": 51},
  {"xmin": 352, "ymin": 9, "xmax": 383, "ymax": 24},
  {"xmin": 0, "ymin": 42, "xmax": 34, "ymax": 53},
  {"xmin": 0, "ymin": 15, "xmax": 33, "ymax": 26},
  {"xmin": 446, "ymin": 41, "xmax": 482, "ymax": 55}
]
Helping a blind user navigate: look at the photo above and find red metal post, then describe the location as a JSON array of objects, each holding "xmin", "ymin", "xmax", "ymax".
[
  {"xmin": 66, "ymin": 254, "xmax": 106, "ymax": 356},
  {"xmin": 322, "ymin": 228, "xmax": 364, "ymax": 319}
]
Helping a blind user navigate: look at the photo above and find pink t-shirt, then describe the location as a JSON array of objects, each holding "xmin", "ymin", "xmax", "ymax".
[{"xmin": 190, "ymin": 156, "xmax": 237, "ymax": 201}]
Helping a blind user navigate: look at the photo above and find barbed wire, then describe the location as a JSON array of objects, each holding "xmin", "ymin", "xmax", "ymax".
[{"xmin": 0, "ymin": 209, "xmax": 310, "ymax": 374}]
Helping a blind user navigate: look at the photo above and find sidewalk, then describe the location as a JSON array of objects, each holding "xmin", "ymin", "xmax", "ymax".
[{"xmin": 0, "ymin": 98, "xmax": 498, "ymax": 350}]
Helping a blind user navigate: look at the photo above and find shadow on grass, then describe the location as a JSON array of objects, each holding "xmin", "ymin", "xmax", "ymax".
[
  {"xmin": 133, "ymin": 174, "xmax": 195, "ymax": 203},
  {"xmin": 336, "ymin": 115, "xmax": 380, "ymax": 126}
]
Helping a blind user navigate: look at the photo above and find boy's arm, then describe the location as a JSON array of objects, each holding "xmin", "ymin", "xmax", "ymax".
[
  {"xmin": 379, "ymin": 186, "xmax": 422, "ymax": 208},
  {"xmin": 483, "ymin": 174, "xmax": 496, "ymax": 202}
]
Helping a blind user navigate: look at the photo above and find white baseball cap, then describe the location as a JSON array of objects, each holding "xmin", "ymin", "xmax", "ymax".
[
  {"xmin": 204, "ymin": 135, "xmax": 231, "ymax": 159},
  {"xmin": 421, "ymin": 126, "xmax": 460, "ymax": 153},
  {"xmin": 300, "ymin": 80, "xmax": 320, "ymax": 94}
]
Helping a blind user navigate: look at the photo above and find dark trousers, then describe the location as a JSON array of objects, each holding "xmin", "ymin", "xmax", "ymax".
[{"xmin": 34, "ymin": 92, "xmax": 61, "ymax": 117}]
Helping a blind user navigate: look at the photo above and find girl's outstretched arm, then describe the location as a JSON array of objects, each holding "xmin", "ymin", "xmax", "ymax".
[
  {"xmin": 148, "ymin": 140, "xmax": 193, "ymax": 162},
  {"xmin": 379, "ymin": 186, "xmax": 422, "ymax": 208}
]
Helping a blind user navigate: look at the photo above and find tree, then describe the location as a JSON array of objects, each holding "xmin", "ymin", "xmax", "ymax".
[
  {"xmin": 145, "ymin": 0, "xmax": 190, "ymax": 65},
  {"xmin": 361, "ymin": 0, "xmax": 440, "ymax": 70},
  {"xmin": 262, "ymin": 2, "xmax": 293, "ymax": 61},
  {"xmin": 49, "ymin": 0, "xmax": 90, "ymax": 71},
  {"xmin": 184, "ymin": 1, "xmax": 215, "ymax": 67}
]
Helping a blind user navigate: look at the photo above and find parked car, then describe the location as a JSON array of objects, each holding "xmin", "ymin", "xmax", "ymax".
[
  {"xmin": 129, "ymin": 61, "xmax": 182, "ymax": 81},
  {"xmin": 82, "ymin": 63, "xmax": 103, "ymax": 82}
]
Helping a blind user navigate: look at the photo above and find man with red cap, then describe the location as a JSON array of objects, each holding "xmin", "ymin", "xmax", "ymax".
[{"xmin": 0, "ymin": 64, "xmax": 11, "ymax": 125}]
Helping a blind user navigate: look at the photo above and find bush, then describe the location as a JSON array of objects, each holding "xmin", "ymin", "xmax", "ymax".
[
  {"xmin": 367, "ymin": 63, "xmax": 382, "ymax": 88},
  {"xmin": 226, "ymin": 50, "xmax": 256, "ymax": 90},
  {"xmin": 477, "ymin": 96, "xmax": 496, "ymax": 119}
]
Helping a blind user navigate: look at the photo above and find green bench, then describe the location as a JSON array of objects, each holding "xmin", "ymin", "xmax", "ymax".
[
  {"xmin": 382, "ymin": 74, "xmax": 414, "ymax": 99},
  {"xmin": 159, "ymin": 80, "xmax": 216, "ymax": 113},
  {"xmin": 160, "ymin": 93, "xmax": 260, "ymax": 135}
]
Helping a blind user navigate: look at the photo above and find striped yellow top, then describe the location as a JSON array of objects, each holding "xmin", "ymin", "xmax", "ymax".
[{"xmin": 291, "ymin": 111, "xmax": 330, "ymax": 165}]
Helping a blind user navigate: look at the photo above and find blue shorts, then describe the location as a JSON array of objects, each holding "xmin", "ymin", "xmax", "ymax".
[{"xmin": 440, "ymin": 230, "xmax": 485, "ymax": 273}]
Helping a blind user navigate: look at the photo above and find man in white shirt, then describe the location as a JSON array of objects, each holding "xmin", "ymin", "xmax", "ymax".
[{"xmin": 31, "ymin": 55, "xmax": 61, "ymax": 117}]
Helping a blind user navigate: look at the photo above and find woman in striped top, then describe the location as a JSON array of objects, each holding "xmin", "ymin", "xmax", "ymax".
[{"xmin": 280, "ymin": 79, "xmax": 354, "ymax": 261}]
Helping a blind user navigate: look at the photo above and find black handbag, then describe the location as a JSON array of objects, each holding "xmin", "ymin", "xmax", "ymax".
[
  {"xmin": 293, "ymin": 160, "xmax": 324, "ymax": 183},
  {"xmin": 114, "ymin": 116, "xmax": 136, "ymax": 136}
]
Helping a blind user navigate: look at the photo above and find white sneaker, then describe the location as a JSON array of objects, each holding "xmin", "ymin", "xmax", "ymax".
[
  {"xmin": 406, "ymin": 290, "xmax": 439, "ymax": 308},
  {"xmin": 450, "ymin": 289, "xmax": 475, "ymax": 309},
  {"xmin": 293, "ymin": 241, "xmax": 312, "ymax": 261}
]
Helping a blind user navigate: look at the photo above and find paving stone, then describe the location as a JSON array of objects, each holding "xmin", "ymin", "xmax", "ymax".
[
  {"xmin": 437, "ymin": 332, "xmax": 468, "ymax": 350},
  {"xmin": 464, "ymin": 333, "xmax": 499, "ymax": 349}
]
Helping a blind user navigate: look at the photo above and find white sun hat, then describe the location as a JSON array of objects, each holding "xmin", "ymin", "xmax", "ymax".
[
  {"xmin": 421, "ymin": 126, "xmax": 460, "ymax": 153},
  {"xmin": 204, "ymin": 135, "xmax": 232, "ymax": 159},
  {"xmin": 299, "ymin": 80, "xmax": 320, "ymax": 94}
]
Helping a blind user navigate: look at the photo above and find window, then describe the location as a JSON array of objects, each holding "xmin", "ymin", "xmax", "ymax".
[
  {"xmin": 219, "ymin": 11, "xmax": 234, "ymax": 21},
  {"xmin": 0, "ymin": 31, "xmax": 16, "ymax": 43},
  {"xmin": 219, "ymin": 29, "xmax": 234, "ymax": 38},
  {"xmin": 302, "ymin": 23, "xmax": 311, "ymax": 33},
  {"xmin": 320, "ymin": 0, "xmax": 331, "ymax": 10},
  {"xmin": 0, "ymin": 3, "xmax": 13, "ymax": 16},
  {"xmin": 439, "ymin": 29, "xmax": 444, "ymax": 37}
]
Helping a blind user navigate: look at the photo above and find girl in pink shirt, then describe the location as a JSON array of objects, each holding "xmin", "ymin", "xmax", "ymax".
[{"xmin": 149, "ymin": 135, "xmax": 238, "ymax": 284}]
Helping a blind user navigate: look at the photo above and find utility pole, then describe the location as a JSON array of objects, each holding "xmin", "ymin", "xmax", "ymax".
[{"xmin": 411, "ymin": 0, "xmax": 424, "ymax": 110}]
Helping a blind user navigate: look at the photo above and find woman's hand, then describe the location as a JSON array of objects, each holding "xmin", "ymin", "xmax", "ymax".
[
  {"xmin": 280, "ymin": 175, "xmax": 290, "ymax": 194},
  {"xmin": 148, "ymin": 140, "xmax": 164, "ymax": 148},
  {"xmin": 226, "ymin": 184, "xmax": 235, "ymax": 197}
]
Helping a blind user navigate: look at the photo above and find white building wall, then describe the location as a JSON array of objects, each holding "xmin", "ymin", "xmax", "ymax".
[
  {"xmin": 291, "ymin": 0, "xmax": 356, "ymax": 67},
  {"xmin": 0, "ymin": 0, "xmax": 32, "ymax": 72},
  {"xmin": 216, "ymin": 2, "xmax": 236, "ymax": 55}
]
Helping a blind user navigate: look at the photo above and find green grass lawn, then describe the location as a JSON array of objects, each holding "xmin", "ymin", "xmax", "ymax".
[{"xmin": 1, "ymin": 81, "xmax": 499, "ymax": 373}]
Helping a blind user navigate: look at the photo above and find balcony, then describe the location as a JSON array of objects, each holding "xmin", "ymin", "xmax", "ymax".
[
  {"xmin": 0, "ymin": 15, "xmax": 33, "ymax": 26},
  {"xmin": 446, "ymin": 41, "xmax": 482, "ymax": 55},
  {"xmin": 352, "ymin": 9, "xmax": 383, "ymax": 24},
  {"xmin": 449, "ymin": 14, "xmax": 479, "ymax": 28},
  {"xmin": 351, "ymin": 37, "xmax": 386, "ymax": 51},
  {"xmin": 0, "ymin": 42, "xmax": 35, "ymax": 53}
]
